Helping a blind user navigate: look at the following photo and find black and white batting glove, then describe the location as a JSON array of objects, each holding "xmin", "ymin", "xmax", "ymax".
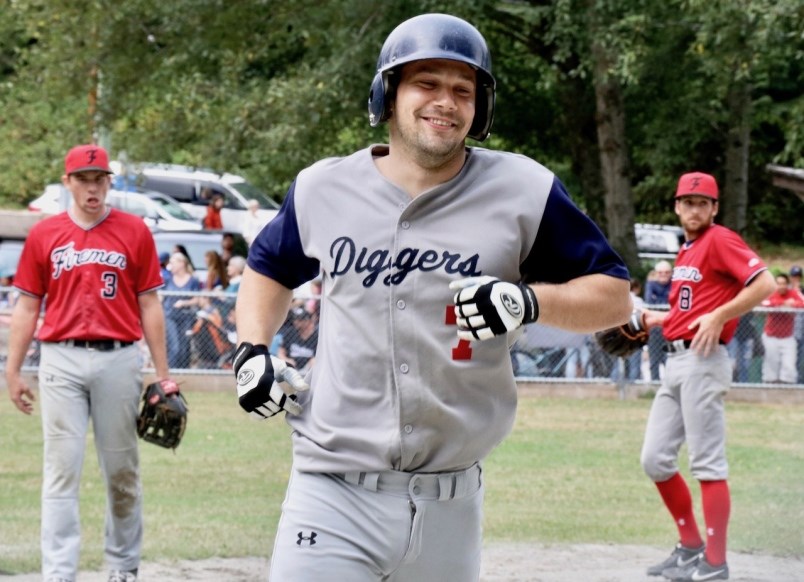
[
  {"xmin": 232, "ymin": 342, "xmax": 310, "ymax": 419},
  {"xmin": 450, "ymin": 276, "xmax": 539, "ymax": 341}
]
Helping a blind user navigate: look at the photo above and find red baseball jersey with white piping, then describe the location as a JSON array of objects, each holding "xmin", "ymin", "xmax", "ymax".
[
  {"xmin": 662, "ymin": 224, "xmax": 767, "ymax": 343},
  {"xmin": 761, "ymin": 289, "xmax": 804, "ymax": 338},
  {"xmin": 13, "ymin": 208, "xmax": 164, "ymax": 342}
]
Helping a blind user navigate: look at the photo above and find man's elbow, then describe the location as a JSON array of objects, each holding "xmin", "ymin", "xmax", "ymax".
[
  {"xmin": 755, "ymin": 271, "xmax": 777, "ymax": 302},
  {"xmin": 613, "ymin": 278, "xmax": 634, "ymax": 324}
]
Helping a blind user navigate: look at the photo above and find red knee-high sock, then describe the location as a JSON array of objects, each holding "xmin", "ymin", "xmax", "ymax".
[
  {"xmin": 655, "ymin": 472, "xmax": 703, "ymax": 548},
  {"xmin": 700, "ymin": 480, "xmax": 730, "ymax": 566}
]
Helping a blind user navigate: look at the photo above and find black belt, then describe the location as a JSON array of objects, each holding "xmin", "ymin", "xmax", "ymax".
[
  {"xmin": 663, "ymin": 339, "xmax": 725, "ymax": 353},
  {"xmin": 57, "ymin": 339, "xmax": 134, "ymax": 351}
]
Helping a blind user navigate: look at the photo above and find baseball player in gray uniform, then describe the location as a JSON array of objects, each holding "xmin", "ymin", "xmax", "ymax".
[{"xmin": 233, "ymin": 13, "xmax": 632, "ymax": 581}]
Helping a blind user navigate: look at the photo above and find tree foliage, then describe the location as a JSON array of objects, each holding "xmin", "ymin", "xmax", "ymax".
[{"xmin": 0, "ymin": 0, "xmax": 801, "ymax": 250}]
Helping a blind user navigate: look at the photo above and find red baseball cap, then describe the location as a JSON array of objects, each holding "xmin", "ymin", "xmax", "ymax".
[
  {"xmin": 675, "ymin": 172, "xmax": 718, "ymax": 200},
  {"xmin": 64, "ymin": 144, "xmax": 113, "ymax": 175}
]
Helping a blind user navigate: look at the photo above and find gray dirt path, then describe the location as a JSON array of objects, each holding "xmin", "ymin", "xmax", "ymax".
[{"xmin": 3, "ymin": 542, "xmax": 802, "ymax": 581}]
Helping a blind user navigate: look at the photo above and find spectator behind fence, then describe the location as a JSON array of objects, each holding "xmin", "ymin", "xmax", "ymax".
[
  {"xmin": 186, "ymin": 256, "xmax": 245, "ymax": 370},
  {"xmin": 242, "ymin": 199, "xmax": 267, "ymax": 247},
  {"xmin": 162, "ymin": 252, "xmax": 202, "ymax": 369},
  {"xmin": 278, "ymin": 306, "xmax": 319, "ymax": 374},
  {"xmin": 219, "ymin": 255, "xmax": 246, "ymax": 326},
  {"xmin": 790, "ymin": 265, "xmax": 804, "ymax": 382},
  {"xmin": 304, "ymin": 277, "xmax": 322, "ymax": 322},
  {"xmin": 728, "ymin": 312, "xmax": 764, "ymax": 383},
  {"xmin": 172, "ymin": 244, "xmax": 193, "ymax": 271},
  {"xmin": 202, "ymin": 191, "xmax": 224, "ymax": 230},
  {"xmin": 159, "ymin": 251, "xmax": 171, "ymax": 285},
  {"xmin": 644, "ymin": 260, "xmax": 672, "ymax": 381},
  {"xmin": 226, "ymin": 256, "xmax": 247, "ymax": 295},
  {"xmin": 220, "ymin": 232, "xmax": 235, "ymax": 265},
  {"xmin": 760, "ymin": 272, "xmax": 804, "ymax": 384},
  {"xmin": 204, "ymin": 250, "xmax": 229, "ymax": 291},
  {"xmin": 1, "ymin": 271, "xmax": 18, "ymax": 309}
]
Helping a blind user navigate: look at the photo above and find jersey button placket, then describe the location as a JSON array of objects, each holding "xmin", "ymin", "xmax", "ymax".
[{"xmin": 393, "ymin": 208, "xmax": 418, "ymax": 468}]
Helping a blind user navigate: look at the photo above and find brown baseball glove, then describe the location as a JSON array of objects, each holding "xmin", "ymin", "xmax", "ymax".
[
  {"xmin": 137, "ymin": 379, "xmax": 188, "ymax": 449},
  {"xmin": 594, "ymin": 309, "xmax": 649, "ymax": 358}
]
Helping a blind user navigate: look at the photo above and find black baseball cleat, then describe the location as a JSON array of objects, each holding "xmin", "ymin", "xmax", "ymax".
[
  {"xmin": 663, "ymin": 557, "xmax": 729, "ymax": 581},
  {"xmin": 647, "ymin": 542, "xmax": 705, "ymax": 576}
]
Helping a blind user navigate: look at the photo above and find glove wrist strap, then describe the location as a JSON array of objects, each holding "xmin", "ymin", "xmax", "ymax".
[
  {"xmin": 233, "ymin": 342, "xmax": 269, "ymax": 376},
  {"xmin": 518, "ymin": 283, "xmax": 539, "ymax": 324}
]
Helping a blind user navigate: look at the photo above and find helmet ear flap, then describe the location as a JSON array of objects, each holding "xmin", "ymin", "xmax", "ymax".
[
  {"xmin": 467, "ymin": 80, "xmax": 495, "ymax": 141},
  {"xmin": 368, "ymin": 73, "xmax": 387, "ymax": 127}
]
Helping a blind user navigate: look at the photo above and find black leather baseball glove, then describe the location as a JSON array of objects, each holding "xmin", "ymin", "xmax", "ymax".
[
  {"xmin": 594, "ymin": 309, "xmax": 649, "ymax": 358},
  {"xmin": 137, "ymin": 379, "xmax": 188, "ymax": 449}
]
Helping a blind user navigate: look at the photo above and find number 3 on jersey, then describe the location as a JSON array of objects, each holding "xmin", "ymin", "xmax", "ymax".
[
  {"xmin": 445, "ymin": 305, "xmax": 473, "ymax": 360},
  {"xmin": 101, "ymin": 272, "xmax": 118, "ymax": 299}
]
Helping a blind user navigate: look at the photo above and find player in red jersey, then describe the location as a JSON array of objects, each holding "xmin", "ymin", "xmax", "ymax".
[
  {"xmin": 5, "ymin": 144, "xmax": 171, "ymax": 582},
  {"xmin": 639, "ymin": 172, "xmax": 775, "ymax": 581},
  {"xmin": 760, "ymin": 272, "xmax": 804, "ymax": 383}
]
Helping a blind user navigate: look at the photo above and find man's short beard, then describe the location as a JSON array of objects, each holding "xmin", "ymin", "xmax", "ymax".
[{"xmin": 397, "ymin": 125, "xmax": 466, "ymax": 169}]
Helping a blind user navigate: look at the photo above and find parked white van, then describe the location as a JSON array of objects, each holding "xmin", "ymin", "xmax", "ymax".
[{"xmin": 111, "ymin": 162, "xmax": 280, "ymax": 234}]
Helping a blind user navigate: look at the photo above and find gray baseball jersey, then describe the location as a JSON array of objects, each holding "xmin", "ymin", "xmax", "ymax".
[{"xmin": 249, "ymin": 145, "xmax": 628, "ymax": 474}]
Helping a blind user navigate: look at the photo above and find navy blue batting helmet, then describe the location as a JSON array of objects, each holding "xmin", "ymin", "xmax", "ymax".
[{"xmin": 367, "ymin": 13, "xmax": 496, "ymax": 142}]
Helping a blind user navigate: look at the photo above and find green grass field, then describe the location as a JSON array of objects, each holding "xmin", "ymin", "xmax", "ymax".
[{"xmin": 1, "ymin": 391, "xmax": 802, "ymax": 574}]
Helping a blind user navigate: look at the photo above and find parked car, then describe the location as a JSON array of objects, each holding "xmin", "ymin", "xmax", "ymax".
[
  {"xmin": 111, "ymin": 162, "xmax": 280, "ymax": 234},
  {"xmin": 28, "ymin": 184, "xmax": 202, "ymax": 231},
  {"xmin": 107, "ymin": 190, "xmax": 202, "ymax": 231},
  {"xmin": 635, "ymin": 223, "xmax": 684, "ymax": 259},
  {"xmin": 0, "ymin": 238, "xmax": 24, "ymax": 279},
  {"xmin": 27, "ymin": 183, "xmax": 69, "ymax": 214}
]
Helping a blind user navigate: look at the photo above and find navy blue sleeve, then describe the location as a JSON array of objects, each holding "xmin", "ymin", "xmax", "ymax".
[
  {"xmin": 247, "ymin": 181, "xmax": 321, "ymax": 290},
  {"xmin": 521, "ymin": 177, "xmax": 629, "ymax": 284}
]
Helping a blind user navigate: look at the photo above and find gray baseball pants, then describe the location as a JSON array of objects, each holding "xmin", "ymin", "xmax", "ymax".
[
  {"xmin": 641, "ymin": 345, "xmax": 732, "ymax": 482},
  {"xmin": 38, "ymin": 343, "xmax": 142, "ymax": 580},
  {"xmin": 269, "ymin": 463, "xmax": 484, "ymax": 581}
]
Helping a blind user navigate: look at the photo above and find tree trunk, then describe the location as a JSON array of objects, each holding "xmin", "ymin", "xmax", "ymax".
[
  {"xmin": 591, "ymin": 39, "xmax": 639, "ymax": 271},
  {"xmin": 722, "ymin": 80, "xmax": 751, "ymax": 234},
  {"xmin": 556, "ymin": 77, "xmax": 606, "ymax": 226}
]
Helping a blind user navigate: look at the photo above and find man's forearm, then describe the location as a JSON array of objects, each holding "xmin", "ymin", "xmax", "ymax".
[{"xmin": 531, "ymin": 274, "xmax": 632, "ymax": 333}]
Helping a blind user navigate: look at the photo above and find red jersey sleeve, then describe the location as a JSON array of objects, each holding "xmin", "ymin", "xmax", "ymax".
[{"xmin": 13, "ymin": 215, "xmax": 64, "ymax": 298}]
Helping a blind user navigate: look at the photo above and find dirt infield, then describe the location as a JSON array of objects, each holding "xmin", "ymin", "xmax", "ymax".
[{"xmin": 3, "ymin": 543, "xmax": 803, "ymax": 581}]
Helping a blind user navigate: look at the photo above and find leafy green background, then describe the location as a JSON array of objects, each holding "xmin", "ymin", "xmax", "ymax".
[{"xmin": 1, "ymin": 0, "xmax": 802, "ymax": 265}]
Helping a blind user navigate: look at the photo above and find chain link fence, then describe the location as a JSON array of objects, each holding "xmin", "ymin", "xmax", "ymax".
[
  {"xmin": 511, "ymin": 304, "xmax": 804, "ymax": 388},
  {"xmin": 1, "ymin": 288, "xmax": 802, "ymax": 389}
]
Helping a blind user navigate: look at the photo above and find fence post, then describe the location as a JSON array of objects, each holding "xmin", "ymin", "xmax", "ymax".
[{"xmin": 616, "ymin": 358, "xmax": 627, "ymax": 400}]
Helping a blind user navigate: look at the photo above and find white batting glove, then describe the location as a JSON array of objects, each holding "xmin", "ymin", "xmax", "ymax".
[
  {"xmin": 450, "ymin": 276, "xmax": 539, "ymax": 341},
  {"xmin": 233, "ymin": 342, "xmax": 309, "ymax": 419}
]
